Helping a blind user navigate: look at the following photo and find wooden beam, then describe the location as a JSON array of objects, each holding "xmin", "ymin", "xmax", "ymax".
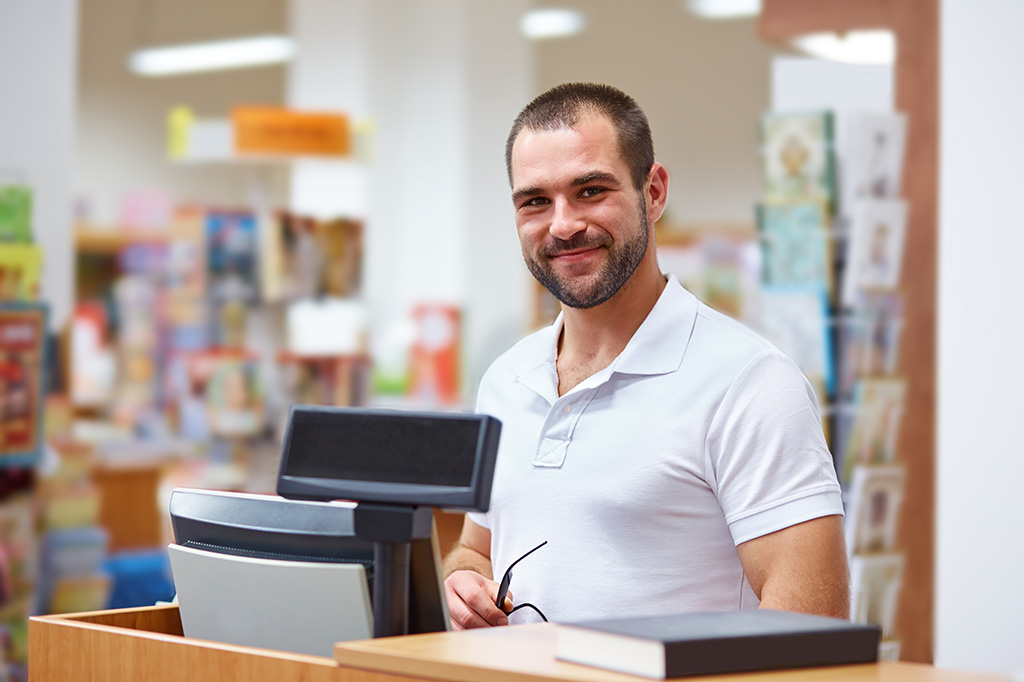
[
  {"xmin": 890, "ymin": 0, "xmax": 939, "ymax": 665},
  {"xmin": 759, "ymin": 0, "xmax": 893, "ymax": 42},
  {"xmin": 758, "ymin": 0, "xmax": 939, "ymax": 665}
]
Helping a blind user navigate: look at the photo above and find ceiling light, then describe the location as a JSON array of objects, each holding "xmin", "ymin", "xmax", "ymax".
[
  {"xmin": 520, "ymin": 8, "xmax": 586, "ymax": 40},
  {"xmin": 129, "ymin": 35, "xmax": 295, "ymax": 77},
  {"xmin": 685, "ymin": 0, "xmax": 761, "ymax": 20},
  {"xmin": 791, "ymin": 30, "xmax": 896, "ymax": 65}
]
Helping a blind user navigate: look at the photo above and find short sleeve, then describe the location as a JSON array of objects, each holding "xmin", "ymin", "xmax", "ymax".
[{"xmin": 705, "ymin": 350, "xmax": 844, "ymax": 546}]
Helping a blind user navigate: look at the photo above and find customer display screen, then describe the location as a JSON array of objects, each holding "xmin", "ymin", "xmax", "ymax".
[{"xmin": 282, "ymin": 408, "xmax": 483, "ymax": 488}]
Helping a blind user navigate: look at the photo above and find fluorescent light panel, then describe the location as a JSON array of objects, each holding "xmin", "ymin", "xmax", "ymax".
[
  {"xmin": 792, "ymin": 30, "xmax": 895, "ymax": 66},
  {"xmin": 686, "ymin": 0, "xmax": 761, "ymax": 20},
  {"xmin": 520, "ymin": 8, "xmax": 586, "ymax": 40},
  {"xmin": 130, "ymin": 35, "xmax": 295, "ymax": 77}
]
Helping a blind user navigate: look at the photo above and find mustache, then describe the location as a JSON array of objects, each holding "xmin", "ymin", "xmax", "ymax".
[{"xmin": 539, "ymin": 233, "xmax": 611, "ymax": 258}]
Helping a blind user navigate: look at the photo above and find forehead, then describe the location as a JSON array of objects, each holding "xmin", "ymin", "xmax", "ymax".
[{"xmin": 510, "ymin": 114, "xmax": 627, "ymax": 189}]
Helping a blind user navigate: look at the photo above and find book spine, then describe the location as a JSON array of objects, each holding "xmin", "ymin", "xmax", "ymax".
[{"xmin": 665, "ymin": 630, "xmax": 879, "ymax": 676}]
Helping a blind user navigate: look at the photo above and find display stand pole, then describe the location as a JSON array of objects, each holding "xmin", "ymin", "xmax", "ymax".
[{"xmin": 353, "ymin": 503, "xmax": 433, "ymax": 638}]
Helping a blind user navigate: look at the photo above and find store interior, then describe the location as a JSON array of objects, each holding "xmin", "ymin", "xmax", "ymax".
[{"xmin": 1, "ymin": 0, "xmax": 1022, "ymax": 678}]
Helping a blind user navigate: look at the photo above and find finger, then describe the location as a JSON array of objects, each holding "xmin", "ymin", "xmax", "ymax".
[{"xmin": 465, "ymin": 587, "xmax": 509, "ymax": 626}]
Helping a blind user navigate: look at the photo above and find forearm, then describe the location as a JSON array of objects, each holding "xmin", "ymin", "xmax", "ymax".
[{"xmin": 443, "ymin": 543, "xmax": 493, "ymax": 580}]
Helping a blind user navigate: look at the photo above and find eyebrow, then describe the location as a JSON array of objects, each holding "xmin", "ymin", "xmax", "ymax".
[{"xmin": 511, "ymin": 170, "xmax": 622, "ymax": 206}]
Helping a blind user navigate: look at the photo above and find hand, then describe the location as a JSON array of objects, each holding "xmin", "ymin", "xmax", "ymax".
[{"xmin": 443, "ymin": 570, "xmax": 512, "ymax": 630}]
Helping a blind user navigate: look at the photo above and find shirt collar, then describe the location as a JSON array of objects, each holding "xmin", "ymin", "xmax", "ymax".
[{"xmin": 511, "ymin": 275, "xmax": 698, "ymax": 400}]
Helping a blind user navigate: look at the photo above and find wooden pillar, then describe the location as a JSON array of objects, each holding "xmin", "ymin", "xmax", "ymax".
[{"xmin": 759, "ymin": 0, "xmax": 938, "ymax": 664}]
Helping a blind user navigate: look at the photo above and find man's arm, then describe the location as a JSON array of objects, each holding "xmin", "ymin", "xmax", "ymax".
[
  {"xmin": 736, "ymin": 514, "xmax": 850, "ymax": 619},
  {"xmin": 442, "ymin": 516, "xmax": 510, "ymax": 629}
]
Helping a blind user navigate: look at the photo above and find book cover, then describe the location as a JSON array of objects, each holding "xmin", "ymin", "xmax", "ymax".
[
  {"xmin": 844, "ymin": 464, "xmax": 906, "ymax": 554},
  {"xmin": 556, "ymin": 609, "xmax": 879, "ymax": 679},
  {"xmin": 0, "ymin": 244, "xmax": 43, "ymax": 301},
  {"xmin": 0, "ymin": 185, "xmax": 33, "ymax": 243},
  {"xmin": 761, "ymin": 111, "xmax": 836, "ymax": 207},
  {"xmin": 757, "ymin": 286, "xmax": 834, "ymax": 396},
  {"xmin": 0, "ymin": 303, "xmax": 48, "ymax": 467},
  {"xmin": 758, "ymin": 202, "xmax": 832, "ymax": 292},
  {"xmin": 840, "ymin": 112, "xmax": 907, "ymax": 220},
  {"xmin": 842, "ymin": 200, "xmax": 908, "ymax": 306},
  {"xmin": 850, "ymin": 554, "xmax": 904, "ymax": 640},
  {"xmin": 206, "ymin": 210, "xmax": 258, "ymax": 302},
  {"xmin": 842, "ymin": 378, "xmax": 907, "ymax": 484}
]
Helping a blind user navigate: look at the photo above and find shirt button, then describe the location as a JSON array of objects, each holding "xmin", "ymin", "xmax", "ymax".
[{"xmin": 564, "ymin": 405, "xmax": 571, "ymax": 413}]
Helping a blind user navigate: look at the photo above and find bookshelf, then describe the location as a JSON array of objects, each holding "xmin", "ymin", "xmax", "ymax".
[{"xmin": 759, "ymin": 0, "xmax": 939, "ymax": 664}]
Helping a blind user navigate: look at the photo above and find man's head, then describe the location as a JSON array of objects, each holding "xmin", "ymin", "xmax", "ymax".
[
  {"xmin": 507, "ymin": 84, "xmax": 667, "ymax": 310},
  {"xmin": 505, "ymin": 83, "xmax": 655, "ymax": 192}
]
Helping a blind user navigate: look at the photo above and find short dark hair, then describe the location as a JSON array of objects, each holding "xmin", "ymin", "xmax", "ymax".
[{"xmin": 505, "ymin": 83, "xmax": 655, "ymax": 191}]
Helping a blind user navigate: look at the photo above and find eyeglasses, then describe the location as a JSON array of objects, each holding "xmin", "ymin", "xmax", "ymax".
[{"xmin": 495, "ymin": 540, "xmax": 548, "ymax": 622}]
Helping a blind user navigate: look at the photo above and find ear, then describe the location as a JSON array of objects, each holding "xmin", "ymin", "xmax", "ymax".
[{"xmin": 645, "ymin": 163, "xmax": 669, "ymax": 224}]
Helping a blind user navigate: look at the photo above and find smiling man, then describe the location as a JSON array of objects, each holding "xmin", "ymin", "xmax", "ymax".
[{"xmin": 442, "ymin": 83, "xmax": 848, "ymax": 630}]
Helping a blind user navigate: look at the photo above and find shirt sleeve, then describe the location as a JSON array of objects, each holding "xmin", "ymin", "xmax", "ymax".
[{"xmin": 705, "ymin": 350, "xmax": 844, "ymax": 546}]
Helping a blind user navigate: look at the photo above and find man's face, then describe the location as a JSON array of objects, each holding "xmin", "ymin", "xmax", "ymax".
[{"xmin": 510, "ymin": 114, "xmax": 651, "ymax": 309}]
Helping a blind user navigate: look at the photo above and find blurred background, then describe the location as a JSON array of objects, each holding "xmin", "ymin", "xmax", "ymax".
[{"xmin": 0, "ymin": 0, "xmax": 1021, "ymax": 678}]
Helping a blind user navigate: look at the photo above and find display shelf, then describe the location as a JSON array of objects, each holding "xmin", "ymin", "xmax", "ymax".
[
  {"xmin": 759, "ymin": 0, "xmax": 938, "ymax": 664},
  {"xmin": 75, "ymin": 225, "xmax": 168, "ymax": 255}
]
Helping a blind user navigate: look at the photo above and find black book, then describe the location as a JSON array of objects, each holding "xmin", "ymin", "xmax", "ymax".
[{"xmin": 555, "ymin": 609, "xmax": 880, "ymax": 679}]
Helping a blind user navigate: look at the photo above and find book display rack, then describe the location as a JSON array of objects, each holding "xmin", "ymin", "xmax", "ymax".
[{"xmin": 759, "ymin": 0, "xmax": 940, "ymax": 664}]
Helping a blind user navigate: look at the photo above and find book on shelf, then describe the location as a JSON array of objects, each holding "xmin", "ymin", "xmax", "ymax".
[
  {"xmin": 0, "ymin": 185, "xmax": 33, "ymax": 243},
  {"xmin": 757, "ymin": 286, "xmax": 834, "ymax": 396},
  {"xmin": 838, "ymin": 112, "xmax": 907, "ymax": 221},
  {"xmin": 0, "ymin": 303, "xmax": 48, "ymax": 468},
  {"xmin": 757, "ymin": 202, "xmax": 832, "ymax": 293},
  {"xmin": 841, "ymin": 378, "xmax": 907, "ymax": 484},
  {"xmin": 556, "ymin": 609, "xmax": 879, "ymax": 679},
  {"xmin": 837, "ymin": 293, "xmax": 903, "ymax": 400},
  {"xmin": 0, "ymin": 244, "xmax": 43, "ymax": 302},
  {"xmin": 761, "ymin": 111, "xmax": 836, "ymax": 208},
  {"xmin": 844, "ymin": 464, "xmax": 905, "ymax": 555},
  {"xmin": 850, "ymin": 553, "xmax": 904, "ymax": 640},
  {"xmin": 842, "ymin": 199, "xmax": 908, "ymax": 306}
]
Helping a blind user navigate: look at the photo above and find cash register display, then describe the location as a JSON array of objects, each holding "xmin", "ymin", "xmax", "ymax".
[{"xmin": 277, "ymin": 406, "xmax": 501, "ymax": 511}]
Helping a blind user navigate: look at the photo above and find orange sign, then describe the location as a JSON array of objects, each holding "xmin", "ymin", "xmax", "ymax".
[{"xmin": 232, "ymin": 107, "xmax": 351, "ymax": 157}]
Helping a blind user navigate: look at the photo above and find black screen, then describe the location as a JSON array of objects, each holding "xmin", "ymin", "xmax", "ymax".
[{"xmin": 283, "ymin": 409, "xmax": 481, "ymax": 488}]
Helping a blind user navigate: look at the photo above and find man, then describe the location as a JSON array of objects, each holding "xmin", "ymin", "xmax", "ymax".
[{"xmin": 444, "ymin": 83, "xmax": 848, "ymax": 630}]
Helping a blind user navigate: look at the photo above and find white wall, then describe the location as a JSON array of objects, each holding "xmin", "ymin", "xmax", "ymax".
[
  {"xmin": 288, "ymin": 0, "xmax": 532, "ymax": 402},
  {"xmin": 0, "ymin": 0, "xmax": 79, "ymax": 330},
  {"xmin": 535, "ymin": 0, "xmax": 793, "ymax": 226},
  {"xmin": 936, "ymin": 0, "xmax": 1024, "ymax": 674}
]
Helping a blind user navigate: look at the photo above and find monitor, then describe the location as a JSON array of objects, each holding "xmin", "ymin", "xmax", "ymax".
[
  {"xmin": 168, "ymin": 488, "xmax": 450, "ymax": 650},
  {"xmin": 276, "ymin": 405, "xmax": 501, "ymax": 511}
]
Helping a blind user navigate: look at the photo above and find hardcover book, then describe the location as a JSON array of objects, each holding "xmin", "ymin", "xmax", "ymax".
[{"xmin": 556, "ymin": 609, "xmax": 879, "ymax": 679}]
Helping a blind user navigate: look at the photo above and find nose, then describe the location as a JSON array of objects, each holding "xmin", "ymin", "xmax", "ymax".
[{"xmin": 549, "ymin": 197, "xmax": 585, "ymax": 240}]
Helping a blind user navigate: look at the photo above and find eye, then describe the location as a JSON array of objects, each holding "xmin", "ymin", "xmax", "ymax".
[
  {"xmin": 520, "ymin": 196, "xmax": 549, "ymax": 209},
  {"xmin": 580, "ymin": 187, "xmax": 605, "ymax": 198}
]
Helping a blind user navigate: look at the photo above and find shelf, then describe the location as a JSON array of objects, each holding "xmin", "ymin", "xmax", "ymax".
[{"xmin": 75, "ymin": 225, "xmax": 168, "ymax": 255}]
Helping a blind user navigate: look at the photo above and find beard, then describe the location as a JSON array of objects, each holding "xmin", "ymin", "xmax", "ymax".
[{"xmin": 524, "ymin": 199, "xmax": 649, "ymax": 310}]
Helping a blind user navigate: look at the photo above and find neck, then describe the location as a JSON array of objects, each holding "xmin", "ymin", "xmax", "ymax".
[{"xmin": 555, "ymin": 258, "xmax": 666, "ymax": 394}]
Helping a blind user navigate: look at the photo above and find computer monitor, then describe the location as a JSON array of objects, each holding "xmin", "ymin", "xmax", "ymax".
[{"xmin": 168, "ymin": 488, "xmax": 450, "ymax": 654}]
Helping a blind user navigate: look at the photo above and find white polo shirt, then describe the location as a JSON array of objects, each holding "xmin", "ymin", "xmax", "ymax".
[{"xmin": 468, "ymin": 276, "xmax": 842, "ymax": 624}]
